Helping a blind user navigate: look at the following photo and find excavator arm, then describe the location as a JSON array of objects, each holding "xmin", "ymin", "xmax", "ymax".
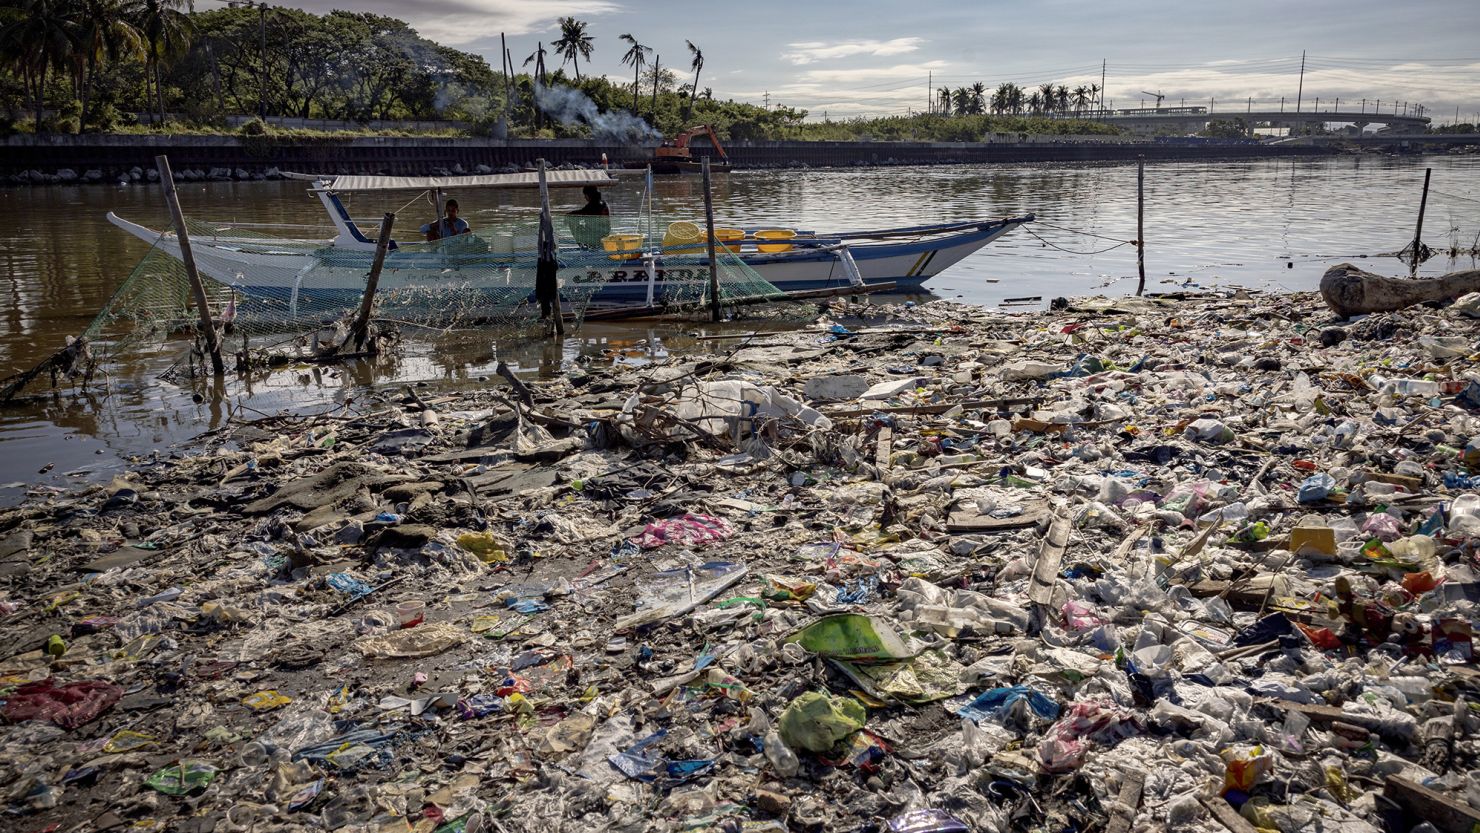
[{"xmin": 673, "ymin": 125, "xmax": 728, "ymax": 160}]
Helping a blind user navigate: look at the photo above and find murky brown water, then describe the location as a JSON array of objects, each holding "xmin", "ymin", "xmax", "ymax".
[{"xmin": 2, "ymin": 154, "xmax": 1478, "ymax": 502}]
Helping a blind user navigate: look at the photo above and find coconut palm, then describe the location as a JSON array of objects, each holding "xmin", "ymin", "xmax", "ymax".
[
  {"xmin": 135, "ymin": 0, "xmax": 193, "ymax": 124},
  {"xmin": 552, "ymin": 17, "xmax": 593, "ymax": 80},
  {"xmin": 951, "ymin": 86, "xmax": 970, "ymax": 116},
  {"xmin": 683, "ymin": 39, "xmax": 702, "ymax": 120},
  {"xmin": 0, "ymin": 0, "xmax": 80, "ymax": 130},
  {"xmin": 618, "ymin": 33, "xmax": 650, "ymax": 114},
  {"xmin": 1036, "ymin": 83, "xmax": 1055, "ymax": 115},
  {"xmin": 936, "ymin": 86, "xmax": 949, "ymax": 115},
  {"xmin": 969, "ymin": 81, "xmax": 986, "ymax": 115},
  {"xmin": 1027, "ymin": 91, "xmax": 1043, "ymax": 116},
  {"xmin": 1071, "ymin": 85, "xmax": 1089, "ymax": 117},
  {"xmin": 1055, "ymin": 85, "xmax": 1070, "ymax": 115},
  {"xmin": 1089, "ymin": 83, "xmax": 1101, "ymax": 113},
  {"xmin": 74, "ymin": 0, "xmax": 144, "ymax": 128}
]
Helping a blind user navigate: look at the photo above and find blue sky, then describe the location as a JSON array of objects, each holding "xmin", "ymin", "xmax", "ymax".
[{"xmin": 207, "ymin": 0, "xmax": 1480, "ymax": 123}]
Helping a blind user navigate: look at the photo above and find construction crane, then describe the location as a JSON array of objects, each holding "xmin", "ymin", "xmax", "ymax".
[{"xmin": 1141, "ymin": 90, "xmax": 1166, "ymax": 110}]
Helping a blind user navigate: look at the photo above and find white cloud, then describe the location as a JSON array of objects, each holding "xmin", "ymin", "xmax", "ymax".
[
  {"xmin": 782, "ymin": 37, "xmax": 924, "ymax": 65},
  {"xmin": 268, "ymin": 0, "xmax": 622, "ymax": 42},
  {"xmin": 797, "ymin": 60, "xmax": 948, "ymax": 84}
]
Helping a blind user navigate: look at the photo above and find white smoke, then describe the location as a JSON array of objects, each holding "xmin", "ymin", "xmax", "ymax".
[{"xmin": 534, "ymin": 84, "xmax": 662, "ymax": 143}]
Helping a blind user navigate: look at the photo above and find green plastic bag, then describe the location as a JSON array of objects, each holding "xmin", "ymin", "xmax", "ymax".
[
  {"xmin": 145, "ymin": 761, "xmax": 218, "ymax": 795},
  {"xmin": 786, "ymin": 614, "xmax": 913, "ymax": 660},
  {"xmin": 777, "ymin": 691, "xmax": 866, "ymax": 753}
]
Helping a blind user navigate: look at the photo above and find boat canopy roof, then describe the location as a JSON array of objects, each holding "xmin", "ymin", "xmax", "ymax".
[{"xmin": 282, "ymin": 170, "xmax": 618, "ymax": 192}]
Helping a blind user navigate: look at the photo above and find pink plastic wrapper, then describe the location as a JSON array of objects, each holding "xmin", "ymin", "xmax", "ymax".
[
  {"xmin": 635, "ymin": 513, "xmax": 733, "ymax": 550},
  {"xmin": 3, "ymin": 678, "xmax": 124, "ymax": 729},
  {"xmin": 1038, "ymin": 700, "xmax": 1141, "ymax": 772}
]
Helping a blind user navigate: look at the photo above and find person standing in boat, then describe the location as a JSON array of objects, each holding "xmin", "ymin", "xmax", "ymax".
[
  {"xmin": 422, "ymin": 198, "xmax": 471, "ymax": 242},
  {"xmin": 566, "ymin": 186, "xmax": 611, "ymax": 249}
]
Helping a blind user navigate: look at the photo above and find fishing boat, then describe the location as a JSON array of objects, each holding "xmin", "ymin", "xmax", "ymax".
[{"xmin": 106, "ymin": 170, "xmax": 1033, "ymax": 316}]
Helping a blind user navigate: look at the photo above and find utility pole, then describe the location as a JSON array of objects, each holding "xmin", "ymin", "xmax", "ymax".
[
  {"xmin": 763, "ymin": 90, "xmax": 770, "ymax": 110},
  {"xmin": 927, "ymin": 70, "xmax": 931, "ymax": 115},
  {"xmin": 1295, "ymin": 49, "xmax": 1305, "ymax": 113},
  {"xmin": 1099, "ymin": 59, "xmax": 1106, "ymax": 117},
  {"xmin": 650, "ymin": 53, "xmax": 660, "ymax": 119}
]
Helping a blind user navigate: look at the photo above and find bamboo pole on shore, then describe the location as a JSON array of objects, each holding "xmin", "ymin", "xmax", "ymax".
[
  {"xmin": 154, "ymin": 154, "xmax": 223, "ymax": 374},
  {"xmin": 1409, "ymin": 167, "xmax": 1431, "ymax": 277},
  {"xmin": 702, "ymin": 157, "xmax": 721, "ymax": 322},
  {"xmin": 346, "ymin": 212, "xmax": 395, "ymax": 351},
  {"xmin": 1136, "ymin": 155, "xmax": 1146, "ymax": 297}
]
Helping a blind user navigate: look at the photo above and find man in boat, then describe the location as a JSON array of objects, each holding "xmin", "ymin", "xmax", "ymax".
[
  {"xmin": 566, "ymin": 186, "xmax": 611, "ymax": 249},
  {"xmin": 422, "ymin": 198, "xmax": 471, "ymax": 242}
]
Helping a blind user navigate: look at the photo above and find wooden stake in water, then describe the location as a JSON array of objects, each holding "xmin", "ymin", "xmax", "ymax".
[
  {"xmin": 536, "ymin": 159, "xmax": 564, "ymax": 335},
  {"xmin": 347, "ymin": 212, "xmax": 395, "ymax": 351},
  {"xmin": 1136, "ymin": 155, "xmax": 1146, "ymax": 297},
  {"xmin": 702, "ymin": 157, "xmax": 721, "ymax": 322},
  {"xmin": 1410, "ymin": 167, "xmax": 1432, "ymax": 277},
  {"xmin": 154, "ymin": 154, "xmax": 223, "ymax": 375}
]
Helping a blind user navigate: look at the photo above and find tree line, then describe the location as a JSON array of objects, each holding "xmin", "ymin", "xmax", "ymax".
[
  {"xmin": 0, "ymin": 2, "xmax": 1114, "ymax": 141},
  {"xmin": 936, "ymin": 81, "xmax": 1103, "ymax": 118}
]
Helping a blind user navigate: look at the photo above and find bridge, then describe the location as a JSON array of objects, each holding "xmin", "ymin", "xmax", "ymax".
[{"xmin": 1091, "ymin": 107, "xmax": 1430, "ymax": 136}]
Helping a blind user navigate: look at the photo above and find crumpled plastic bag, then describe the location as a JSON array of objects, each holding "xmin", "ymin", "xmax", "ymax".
[
  {"xmin": 777, "ymin": 691, "xmax": 866, "ymax": 753},
  {"xmin": 667, "ymin": 380, "xmax": 834, "ymax": 440},
  {"xmin": 355, "ymin": 622, "xmax": 464, "ymax": 659},
  {"xmin": 2, "ymin": 678, "xmax": 123, "ymax": 729}
]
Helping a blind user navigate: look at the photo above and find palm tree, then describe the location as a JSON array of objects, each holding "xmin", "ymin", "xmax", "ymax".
[
  {"xmin": 135, "ymin": 0, "xmax": 193, "ymax": 125},
  {"xmin": 951, "ymin": 86, "xmax": 970, "ymax": 116},
  {"xmin": 618, "ymin": 33, "xmax": 650, "ymax": 114},
  {"xmin": 1055, "ymin": 85, "xmax": 1070, "ymax": 115},
  {"xmin": 1036, "ymin": 83, "xmax": 1055, "ymax": 115},
  {"xmin": 990, "ymin": 83, "xmax": 1010, "ymax": 115},
  {"xmin": 552, "ymin": 17, "xmax": 593, "ymax": 80},
  {"xmin": 74, "ymin": 0, "xmax": 144, "ymax": 129},
  {"xmin": 1027, "ymin": 91, "xmax": 1043, "ymax": 116},
  {"xmin": 1071, "ymin": 85, "xmax": 1089, "ymax": 117},
  {"xmin": 1089, "ymin": 83, "xmax": 1101, "ymax": 113},
  {"xmin": 683, "ymin": 40, "xmax": 702, "ymax": 120},
  {"xmin": 969, "ymin": 81, "xmax": 986, "ymax": 115},
  {"xmin": 0, "ymin": 0, "xmax": 80, "ymax": 131},
  {"xmin": 936, "ymin": 86, "xmax": 949, "ymax": 116}
]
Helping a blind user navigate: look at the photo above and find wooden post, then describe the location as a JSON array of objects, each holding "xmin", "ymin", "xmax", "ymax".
[
  {"xmin": 702, "ymin": 156, "xmax": 721, "ymax": 322},
  {"xmin": 154, "ymin": 155, "xmax": 223, "ymax": 375},
  {"xmin": 536, "ymin": 160, "xmax": 564, "ymax": 335},
  {"xmin": 1410, "ymin": 167, "xmax": 1432, "ymax": 276},
  {"xmin": 1135, "ymin": 155, "xmax": 1146, "ymax": 297},
  {"xmin": 346, "ymin": 212, "xmax": 394, "ymax": 351}
]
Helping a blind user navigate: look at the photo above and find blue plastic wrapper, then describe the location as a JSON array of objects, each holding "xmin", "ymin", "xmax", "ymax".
[
  {"xmin": 665, "ymin": 759, "xmax": 715, "ymax": 781},
  {"xmin": 326, "ymin": 573, "xmax": 374, "ymax": 600},
  {"xmin": 957, "ymin": 685, "xmax": 1059, "ymax": 723},
  {"xmin": 456, "ymin": 695, "xmax": 502, "ymax": 720},
  {"xmin": 836, "ymin": 575, "xmax": 880, "ymax": 605},
  {"xmin": 1297, "ymin": 473, "xmax": 1336, "ymax": 503},
  {"xmin": 889, "ymin": 809, "xmax": 969, "ymax": 833},
  {"xmin": 608, "ymin": 729, "xmax": 667, "ymax": 781}
]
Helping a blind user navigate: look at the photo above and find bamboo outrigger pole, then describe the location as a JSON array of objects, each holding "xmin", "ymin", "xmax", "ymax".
[{"xmin": 154, "ymin": 154, "xmax": 224, "ymax": 374}]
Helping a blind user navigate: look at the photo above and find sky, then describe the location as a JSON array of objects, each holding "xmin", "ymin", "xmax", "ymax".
[{"xmin": 204, "ymin": 0, "xmax": 1480, "ymax": 123}]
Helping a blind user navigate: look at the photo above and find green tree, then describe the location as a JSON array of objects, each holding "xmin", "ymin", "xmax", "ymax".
[
  {"xmin": 552, "ymin": 17, "xmax": 592, "ymax": 80},
  {"xmin": 135, "ymin": 0, "xmax": 191, "ymax": 124},
  {"xmin": 969, "ymin": 81, "xmax": 985, "ymax": 115},
  {"xmin": 72, "ymin": 0, "xmax": 144, "ymax": 130},
  {"xmin": 1, "ymin": 0, "xmax": 80, "ymax": 130},
  {"xmin": 617, "ymin": 33, "xmax": 649, "ymax": 114}
]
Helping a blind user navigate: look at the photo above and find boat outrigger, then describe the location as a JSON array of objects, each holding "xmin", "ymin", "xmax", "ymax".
[{"xmin": 105, "ymin": 170, "xmax": 1033, "ymax": 318}]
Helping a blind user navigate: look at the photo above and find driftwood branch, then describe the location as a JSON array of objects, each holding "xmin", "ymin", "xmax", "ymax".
[{"xmin": 1320, "ymin": 262, "xmax": 1480, "ymax": 318}]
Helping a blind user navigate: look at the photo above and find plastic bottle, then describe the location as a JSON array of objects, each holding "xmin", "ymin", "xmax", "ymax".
[
  {"xmin": 763, "ymin": 729, "xmax": 799, "ymax": 777},
  {"xmin": 1390, "ymin": 379, "xmax": 1441, "ymax": 397}
]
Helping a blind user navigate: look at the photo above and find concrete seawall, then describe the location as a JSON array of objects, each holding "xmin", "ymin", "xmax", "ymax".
[{"xmin": 0, "ymin": 134, "xmax": 1336, "ymax": 183}]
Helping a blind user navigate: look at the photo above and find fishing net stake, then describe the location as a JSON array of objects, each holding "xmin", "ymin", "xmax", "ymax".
[
  {"xmin": 1135, "ymin": 155, "xmax": 1146, "ymax": 297},
  {"xmin": 154, "ymin": 155, "xmax": 224, "ymax": 375},
  {"xmin": 345, "ymin": 212, "xmax": 396, "ymax": 352},
  {"xmin": 702, "ymin": 157, "xmax": 721, "ymax": 322},
  {"xmin": 535, "ymin": 160, "xmax": 564, "ymax": 337},
  {"xmin": 1408, "ymin": 167, "xmax": 1432, "ymax": 277}
]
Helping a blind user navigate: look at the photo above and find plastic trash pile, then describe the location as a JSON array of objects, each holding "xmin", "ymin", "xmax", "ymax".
[{"xmin": 0, "ymin": 290, "xmax": 1477, "ymax": 833}]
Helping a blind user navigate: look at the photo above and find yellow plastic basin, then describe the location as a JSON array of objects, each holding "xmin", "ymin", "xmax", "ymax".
[
  {"xmin": 662, "ymin": 221, "xmax": 704, "ymax": 253},
  {"xmin": 602, "ymin": 233, "xmax": 644, "ymax": 261},
  {"xmin": 713, "ymin": 227, "xmax": 745, "ymax": 254},
  {"xmin": 755, "ymin": 228, "xmax": 797, "ymax": 253}
]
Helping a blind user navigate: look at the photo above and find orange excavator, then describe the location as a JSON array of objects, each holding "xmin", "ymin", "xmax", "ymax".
[{"xmin": 648, "ymin": 125, "xmax": 732, "ymax": 174}]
